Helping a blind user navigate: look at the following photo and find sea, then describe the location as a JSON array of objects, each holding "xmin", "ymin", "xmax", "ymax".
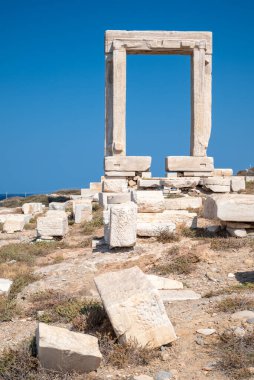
[{"xmin": 0, "ymin": 194, "xmax": 34, "ymax": 201}]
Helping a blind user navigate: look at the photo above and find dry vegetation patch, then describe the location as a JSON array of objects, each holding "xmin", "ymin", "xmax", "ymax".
[
  {"xmin": 81, "ymin": 207, "xmax": 103, "ymax": 235},
  {"xmin": 214, "ymin": 330, "xmax": 254, "ymax": 379},
  {"xmin": 214, "ymin": 295, "xmax": 254, "ymax": 313}
]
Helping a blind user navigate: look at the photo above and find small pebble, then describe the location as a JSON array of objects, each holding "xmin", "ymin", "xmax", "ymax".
[
  {"xmin": 155, "ymin": 371, "xmax": 173, "ymax": 380},
  {"xmin": 234, "ymin": 327, "xmax": 245, "ymax": 337},
  {"xmin": 247, "ymin": 318, "xmax": 254, "ymax": 324},
  {"xmin": 196, "ymin": 328, "xmax": 216, "ymax": 336}
]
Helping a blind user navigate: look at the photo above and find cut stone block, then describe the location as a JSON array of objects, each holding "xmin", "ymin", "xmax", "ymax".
[
  {"xmin": 166, "ymin": 172, "xmax": 178, "ymax": 177},
  {"xmin": 107, "ymin": 193, "xmax": 131, "ymax": 204},
  {"xmin": 3, "ymin": 215, "xmax": 28, "ymax": 233},
  {"xmin": 36, "ymin": 323, "xmax": 102, "ymax": 373},
  {"xmin": 147, "ymin": 275, "xmax": 183, "ymax": 290},
  {"xmin": 135, "ymin": 191, "xmax": 165, "ymax": 213},
  {"xmin": 246, "ymin": 176, "xmax": 254, "ymax": 182},
  {"xmin": 105, "ymin": 156, "xmax": 151, "ymax": 172},
  {"xmin": 183, "ymin": 171, "xmax": 213, "ymax": 177},
  {"xmin": 22, "ymin": 202, "xmax": 43, "ymax": 215},
  {"xmin": 137, "ymin": 179, "xmax": 161, "ymax": 189},
  {"xmin": 137, "ymin": 221, "xmax": 176, "ymax": 237},
  {"xmin": 165, "ymin": 196, "xmax": 202, "ymax": 210},
  {"xmin": 109, "ymin": 202, "xmax": 137, "ymax": 248},
  {"xmin": 165, "ymin": 156, "xmax": 214, "ymax": 172},
  {"xmin": 105, "ymin": 171, "xmax": 136, "ymax": 177},
  {"xmin": 102, "ymin": 179, "xmax": 128, "ymax": 193},
  {"xmin": 231, "ymin": 176, "xmax": 245, "ymax": 192},
  {"xmin": 202, "ymin": 177, "xmax": 231, "ymax": 193},
  {"xmin": 213, "ymin": 168, "xmax": 233, "ymax": 176},
  {"xmin": 204, "ymin": 194, "xmax": 254, "ymax": 222},
  {"xmin": 73, "ymin": 200, "xmax": 92, "ymax": 224},
  {"xmin": 159, "ymin": 289, "xmax": 201, "ymax": 302},
  {"xmin": 37, "ymin": 211, "xmax": 68, "ymax": 237},
  {"xmin": 94, "ymin": 266, "xmax": 177, "ymax": 347},
  {"xmin": 49, "ymin": 202, "xmax": 66, "ymax": 211},
  {"xmin": 0, "ymin": 278, "xmax": 13, "ymax": 294},
  {"xmin": 161, "ymin": 177, "xmax": 200, "ymax": 189},
  {"xmin": 137, "ymin": 210, "xmax": 197, "ymax": 228},
  {"xmin": 226, "ymin": 227, "xmax": 247, "ymax": 238},
  {"xmin": 81, "ymin": 189, "xmax": 98, "ymax": 200},
  {"xmin": 141, "ymin": 172, "xmax": 152, "ymax": 178},
  {"xmin": 90, "ymin": 182, "xmax": 102, "ymax": 191}
]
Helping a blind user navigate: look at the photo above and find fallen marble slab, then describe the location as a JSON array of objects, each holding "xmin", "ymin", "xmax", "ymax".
[{"xmin": 159, "ymin": 289, "xmax": 201, "ymax": 302}]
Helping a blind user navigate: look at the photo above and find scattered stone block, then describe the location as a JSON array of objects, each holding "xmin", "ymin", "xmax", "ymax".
[
  {"xmin": 161, "ymin": 177, "xmax": 200, "ymax": 189},
  {"xmin": 202, "ymin": 177, "xmax": 230, "ymax": 193},
  {"xmin": 137, "ymin": 210, "xmax": 197, "ymax": 228},
  {"xmin": 141, "ymin": 172, "xmax": 152, "ymax": 178},
  {"xmin": 204, "ymin": 194, "xmax": 254, "ymax": 222},
  {"xmin": 109, "ymin": 202, "xmax": 137, "ymax": 248},
  {"xmin": 105, "ymin": 171, "xmax": 136, "ymax": 177},
  {"xmin": 36, "ymin": 323, "xmax": 102, "ymax": 373},
  {"xmin": 165, "ymin": 196, "xmax": 202, "ymax": 210},
  {"xmin": 183, "ymin": 171, "xmax": 212, "ymax": 177},
  {"xmin": 135, "ymin": 191, "xmax": 165, "ymax": 213},
  {"xmin": 147, "ymin": 274, "xmax": 183, "ymax": 290},
  {"xmin": 137, "ymin": 222, "xmax": 176, "ymax": 237},
  {"xmin": 102, "ymin": 179, "xmax": 128, "ymax": 193},
  {"xmin": 137, "ymin": 179, "xmax": 161, "ymax": 189},
  {"xmin": 165, "ymin": 156, "xmax": 214, "ymax": 172},
  {"xmin": 81, "ymin": 189, "xmax": 98, "ymax": 200},
  {"xmin": 226, "ymin": 227, "xmax": 247, "ymax": 238},
  {"xmin": 105, "ymin": 156, "xmax": 151, "ymax": 172},
  {"xmin": 231, "ymin": 176, "xmax": 245, "ymax": 192},
  {"xmin": 37, "ymin": 211, "xmax": 68, "ymax": 238},
  {"xmin": 246, "ymin": 176, "xmax": 254, "ymax": 182},
  {"xmin": 107, "ymin": 193, "xmax": 131, "ymax": 204},
  {"xmin": 0, "ymin": 278, "xmax": 13, "ymax": 294},
  {"xmin": 159, "ymin": 289, "xmax": 201, "ymax": 302},
  {"xmin": 213, "ymin": 168, "xmax": 233, "ymax": 176},
  {"xmin": 73, "ymin": 200, "xmax": 92, "ymax": 224},
  {"xmin": 3, "ymin": 215, "xmax": 29, "ymax": 233},
  {"xmin": 49, "ymin": 202, "xmax": 66, "ymax": 211},
  {"xmin": 22, "ymin": 202, "xmax": 43, "ymax": 215},
  {"xmin": 94, "ymin": 266, "xmax": 177, "ymax": 347},
  {"xmin": 90, "ymin": 182, "xmax": 102, "ymax": 191}
]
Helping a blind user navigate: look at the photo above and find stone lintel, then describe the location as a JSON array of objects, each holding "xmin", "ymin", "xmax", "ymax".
[
  {"xmin": 105, "ymin": 30, "xmax": 212, "ymax": 54},
  {"xmin": 105, "ymin": 156, "xmax": 151, "ymax": 172},
  {"xmin": 165, "ymin": 156, "xmax": 214, "ymax": 172}
]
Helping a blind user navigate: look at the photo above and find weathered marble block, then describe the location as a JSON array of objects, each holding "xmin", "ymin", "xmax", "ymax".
[
  {"xmin": 165, "ymin": 156, "xmax": 214, "ymax": 172},
  {"xmin": 231, "ymin": 176, "xmax": 245, "ymax": 192},
  {"xmin": 36, "ymin": 323, "xmax": 102, "ymax": 373},
  {"xmin": 37, "ymin": 211, "xmax": 68, "ymax": 238},
  {"xmin": 105, "ymin": 156, "xmax": 151, "ymax": 172},
  {"xmin": 49, "ymin": 202, "xmax": 66, "ymax": 211},
  {"xmin": 204, "ymin": 194, "xmax": 254, "ymax": 222},
  {"xmin": 22, "ymin": 202, "xmax": 43, "ymax": 215},
  {"xmin": 213, "ymin": 168, "xmax": 233, "ymax": 176},
  {"xmin": 94, "ymin": 266, "xmax": 177, "ymax": 347},
  {"xmin": 165, "ymin": 196, "xmax": 202, "ymax": 210},
  {"xmin": 73, "ymin": 200, "xmax": 92, "ymax": 224},
  {"xmin": 161, "ymin": 177, "xmax": 200, "ymax": 189},
  {"xmin": 3, "ymin": 214, "xmax": 30, "ymax": 233},
  {"xmin": 135, "ymin": 191, "xmax": 165, "ymax": 213},
  {"xmin": 137, "ymin": 210, "xmax": 197, "ymax": 228},
  {"xmin": 202, "ymin": 176, "xmax": 231, "ymax": 193},
  {"xmin": 109, "ymin": 202, "xmax": 137, "ymax": 248},
  {"xmin": 102, "ymin": 179, "xmax": 128, "ymax": 193},
  {"xmin": 137, "ymin": 222, "xmax": 176, "ymax": 237},
  {"xmin": 90, "ymin": 182, "xmax": 102, "ymax": 191}
]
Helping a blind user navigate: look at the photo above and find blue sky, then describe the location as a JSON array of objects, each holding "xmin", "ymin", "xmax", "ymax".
[{"xmin": 0, "ymin": 0, "xmax": 253, "ymax": 193}]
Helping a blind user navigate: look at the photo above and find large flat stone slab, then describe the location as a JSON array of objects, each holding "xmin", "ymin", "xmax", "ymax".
[
  {"xmin": 161, "ymin": 177, "xmax": 200, "ymax": 189},
  {"xmin": 159, "ymin": 289, "xmax": 201, "ymax": 302},
  {"xmin": 94, "ymin": 266, "xmax": 177, "ymax": 347},
  {"xmin": 204, "ymin": 194, "xmax": 254, "ymax": 222},
  {"xmin": 102, "ymin": 179, "xmax": 128, "ymax": 193},
  {"xmin": 36, "ymin": 323, "xmax": 102, "ymax": 373},
  {"xmin": 165, "ymin": 156, "xmax": 214, "ymax": 172},
  {"xmin": 22, "ymin": 202, "xmax": 44, "ymax": 215},
  {"xmin": 105, "ymin": 156, "xmax": 151, "ymax": 172},
  {"xmin": 137, "ymin": 222, "xmax": 176, "ymax": 237},
  {"xmin": 137, "ymin": 210, "xmax": 197, "ymax": 228}
]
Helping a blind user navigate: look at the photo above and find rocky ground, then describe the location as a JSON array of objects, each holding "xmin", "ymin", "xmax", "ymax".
[{"xmin": 0, "ymin": 203, "xmax": 254, "ymax": 380}]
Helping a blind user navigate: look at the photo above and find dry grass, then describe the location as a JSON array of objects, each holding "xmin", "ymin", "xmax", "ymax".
[
  {"xmin": 0, "ymin": 271, "xmax": 38, "ymax": 322},
  {"xmin": 214, "ymin": 295, "xmax": 254, "ymax": 313},
  {"xmin": 0, "ymin": 241, "xmax": 69, "ymax": 266},
  {"xmin": 210, "ymin": 237, "xmax": 253, "ymax": 251},
  {"xmin": 204, "ymin": 283, "xmax": 254, "ymax": 298},
  {"xmin": 0, "ymin": 194, "xmax": 49, "ymax": 208},
  {"xmin": 214, "ymin": 330, "xmax": 254, "ymax": 379},
  {"xmin": 156, "ymin": 231, "xmax": 180, "ymax": 244},
  {"xmin": 99, "ymin": 336, "xmax": 160, "ymax": 368},
  {"xmin": 54, "ymin": 189, "xmax": 81, "ymax": 195},
  {"xmin": 242, "ymin": 181, "xmax": 254, "ymax": 194},
  {"xmin": 81, "ymin": 207, "xmax": 103, "ymax": 236},
  {"xmin": 153, "ymin": 245, "xmax": 200, "ymax": 275}
]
